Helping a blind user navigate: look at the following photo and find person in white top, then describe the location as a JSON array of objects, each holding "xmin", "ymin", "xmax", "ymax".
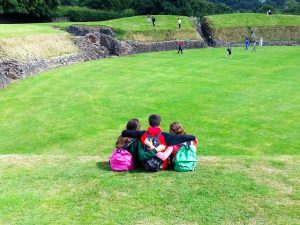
[
  {"xmin": 259, "ymin": 37, "xmax": 263, "ymax": 47},
  {"xmin": 178, "ymin": 18, "xmax": 182, "ymax": 29}
]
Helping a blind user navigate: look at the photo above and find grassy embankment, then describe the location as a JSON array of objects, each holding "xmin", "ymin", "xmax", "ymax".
[
  {"xmin": 0, "ymin": 15, "xmax": 199, "ymax": 61},
  {"xmin": 0, "ymin": 46, "xmax": 299, "ymax": 224},
  {"xmin": 205, "ymin": 13, "xmax": 300, "ymax": 43}
]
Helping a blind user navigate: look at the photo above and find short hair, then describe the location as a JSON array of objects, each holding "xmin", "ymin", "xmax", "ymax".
[{"xmin": 148, "ymin": 114, "xmax": 161, "ymax": 127}]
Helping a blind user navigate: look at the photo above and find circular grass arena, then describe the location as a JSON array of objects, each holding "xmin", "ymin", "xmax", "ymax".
[{"xmin": 0, "ymin": 46, "xmax": 299, "ymax": 224}]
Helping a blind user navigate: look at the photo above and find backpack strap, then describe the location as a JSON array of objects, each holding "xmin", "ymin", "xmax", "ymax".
[
  {"xmin": 179, "ymin": 141, "xmax": 191, "ymax": 150},
  {"xmin": 123, "ymin": 138, "xmax": 137, "ymax": 150},
  {"xmin": 154, "ymin": 132, "xmax": 162, "ymax": 139}
]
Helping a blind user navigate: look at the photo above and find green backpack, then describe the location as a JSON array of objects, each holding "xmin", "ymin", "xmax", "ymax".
[{"xmin": 174, "ymin": 142, "xmax": 198, "ymax": 172}]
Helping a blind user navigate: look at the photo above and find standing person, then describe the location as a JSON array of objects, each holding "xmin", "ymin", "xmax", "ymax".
[
  {"xmin": 208, "ymin": 36, "xmax": 213, "ymax": 46},
  {"xmin": 226, "ymin": 45, "xmax": 232, "ymax": 58},
  {"xmin": 151, "ymin": 16, "xmax": 156, "ymax": 27},
  {"xmin": 250, "ymin": 30, "xmax": 254, "ymax": 43},
  {"xmin": 166, "ymin": 122, "xmax": 198, "ymax": 170},
  {"xmin": 146, "ymin": 14, "xmax": 151, "ymax": 23},
  {"xmin": 177, "ymin": 41, "xmax": 183, "ymax": 54},
  {"xmin": 252, "ymin": 42, "xmax": 257, "ymax": 52},
  {"xmin": 245, "ymin": 39, "xmax": 249, "ymax": 50},
  {"xmin": 178, "ymin": 18, "xmax": 182, "ymax": 29},
  {"xmin": 259, "ymin": 37, "xmax": 263, "ymax": 47}
]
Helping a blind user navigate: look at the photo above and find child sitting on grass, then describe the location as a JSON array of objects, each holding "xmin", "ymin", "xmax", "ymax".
[
  {"xmin": 167, "ymin": 122, "xmax": 198, "ymax": 166},
  {"xmin": 116, "ymin": 118, "xmax": 163, "ymax": 167}
]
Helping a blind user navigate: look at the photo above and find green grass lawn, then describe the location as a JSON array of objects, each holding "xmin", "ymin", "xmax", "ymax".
[
  {"xmin": 0, "ymin": 46, "xmax": 299, "ymax": 224},
  {"xmin": 0, "ymin": 15, "xmax": 198, "ymax": 41},
  {"xmin": 207, "ymin": 13, "xmax": 300, "ymax": 28},
  {"xmin": 1, "ymin": 46, "xmax": 299, "ymax": 156}
]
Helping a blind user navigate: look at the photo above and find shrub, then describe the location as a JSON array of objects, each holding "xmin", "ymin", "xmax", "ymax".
[{"xmin": 56, "ymin": 6, "xmax": 136, "ymax": 22}]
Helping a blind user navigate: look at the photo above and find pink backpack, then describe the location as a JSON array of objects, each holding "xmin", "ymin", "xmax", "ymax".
[{"xmin": 110, "ymin": 138, "xmax": 136, "ymax": 171}]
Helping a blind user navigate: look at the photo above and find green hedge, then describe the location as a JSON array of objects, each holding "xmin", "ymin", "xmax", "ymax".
[{"xmin": 55, "ymin": 6, "xmax": 136, "ymax": 22}]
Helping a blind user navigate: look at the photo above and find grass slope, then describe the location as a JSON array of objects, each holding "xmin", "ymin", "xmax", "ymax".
[
  {"xmin": 0, "ymin": 155, "xmax": 299, "ymax": 224},
  {"xmin": 0, "ymin": 47, "xmax": 299, "ymax": 224},
  {"xmin": 207, "ymin": 13, "xmax": 300, "ymax": 28},
  {"xmin": 0, "ymin": 47, "xmax": 299, "ymax": 156},
  {"xmin": 0, "ymin": 15, "xmax": 199, "ymax": 42}
]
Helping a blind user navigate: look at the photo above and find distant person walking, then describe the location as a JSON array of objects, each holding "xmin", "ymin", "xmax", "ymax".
[
  {"xmin": 259, "ymin": 37, "xmax": 263, "ymax": 47},
  {"xmin": 177, "ymin": 41, "xmax": 184, "ymax": 54},
  {"xmin": 178, "ymin": 18, "xmax": 182, "ymax": 29},
  {"xmin": 252, "ymin": 42, "xmax": 257, "ymax": 52},
  {"xmin": 152, "ymin": 16, "xmax": 156, "ymax": 27},
  {"xmin": 226, "ymin": 46, "xmax": 232, "ymax": 58},
  {"xmin": 245, "ymin": 39, "xmax": 249, "ymax": 50}
]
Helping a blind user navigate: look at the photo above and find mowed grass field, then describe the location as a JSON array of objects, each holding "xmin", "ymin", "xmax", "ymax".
[
  {"xmin": 0, "ymin": 15, "xmax": 198, "ymax": 41},
  {"xmin": 0, "ymin": 46, "xmax": 299, "ymax": 224},
  {"xmin": 206, "ymin": 13, "xmax": 300, "ymax": 28}
]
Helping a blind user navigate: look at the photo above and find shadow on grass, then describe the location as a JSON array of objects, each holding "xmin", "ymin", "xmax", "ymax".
[
  {"xmin": 96, "ymin": 161, "xmax": 111, "ymax": 171},
  {"xmin": 96, "ymin": 161, "xmax": 152, "ymax": 173}
]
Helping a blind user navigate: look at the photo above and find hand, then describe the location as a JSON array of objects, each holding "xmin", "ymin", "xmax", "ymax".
[
  {"xmin": 144, "ymin": 139, "xmax": 155, "ymax": 150},
  {"xmin": 193, "ymin": 139, "xmax": 198, "ymax": 145},
  {"xmin": 155, "ymin": 145, "xmax": 166, "ymax": 152}
]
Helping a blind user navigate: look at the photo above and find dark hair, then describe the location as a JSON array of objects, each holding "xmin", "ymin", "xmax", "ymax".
[
  {"xmin": 148, "ymin": 114, "xmax": 161, "ymax": 127},
  {"xmin": 116, "ymin": 118, "xmax": 141, "ymax": 148},
  {"xmin": 169, "ymin": 122, "xmax": 186, "ymax": 135},
  {"xmin": 126, "ymin": 118, "xmax": 141, "ymax": 131}
]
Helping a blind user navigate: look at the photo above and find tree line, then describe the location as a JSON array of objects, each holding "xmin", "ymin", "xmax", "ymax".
[{"xmin": 0, "ymin": 0, "xmax": 299, "ymax": 22}]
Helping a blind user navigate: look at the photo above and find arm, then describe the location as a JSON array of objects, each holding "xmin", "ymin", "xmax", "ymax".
[
  {"xmin": 121, "ymin": 130, "xmax": 145, "ymax": 138},
  {"xmin": 144, "ymin": 139, "xmax": 166, "ymax": 152},
  {"xmin": 162, "ymin": 132, "xmax": 196, "ymax": 146},
  {"xmin": 156, "ymin": 146, "xmax": 173, "ymax": 161},
  {"xmin": 137, "ymin": 141, "xmax": 158, "ymax": 162}
]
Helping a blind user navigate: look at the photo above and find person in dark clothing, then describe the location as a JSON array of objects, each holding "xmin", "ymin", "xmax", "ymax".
[
  {"xmin": 208, "ymin": 36, "xmax": 213, "ymax": 46},
  {"xmin": 226, "ymin": 46, "xmax": 232, "ymax": 58},
  {"xmin": 117, "ymin": 118, "xmax": 163, "ymax": 168},
  {"xmin": 177, "ymin": 41, "xmax": 183, "ymax": 54},
  {"xmin": 151, "ymin": 16, "xmax": 156, "ymax": 27},
  {"xmin": 245, "ymin": 39, "xmax": 249, "ymax": 50}
]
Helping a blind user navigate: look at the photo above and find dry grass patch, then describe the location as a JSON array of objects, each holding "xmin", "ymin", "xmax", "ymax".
[
  {"xmin": 125, "ymin": 29, "xmax": 201, "ymax": 42},
  {"xmin": 212, "ymin": 26, "xmax": 300, "ymax": 43},
  {"xmin": 0, "ymin": 33, "xmax": 78, "ymax": 61}
]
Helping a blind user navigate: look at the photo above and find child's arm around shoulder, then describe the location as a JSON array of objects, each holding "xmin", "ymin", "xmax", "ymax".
[
  {"xmin": 121, "ymin": 130, "xmax": 145, "ymax": 138},
  {"xmin": 162, "ymin": 132, "xmax": 197, "ymax": 146}
]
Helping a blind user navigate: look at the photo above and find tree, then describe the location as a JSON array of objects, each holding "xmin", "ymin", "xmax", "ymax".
[
  {"xmin": 285, "ymin": 0, "xmax": 300, "ymax": 13},
  {"xmin": 83, "ymin": 0, "xmax": 134, "ymax": 10},
  {"xmin": 0, "ymin": 0, "xmax": 59, "ymax": 20}
]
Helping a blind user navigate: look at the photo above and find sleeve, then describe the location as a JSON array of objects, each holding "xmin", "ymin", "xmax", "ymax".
[
  {"xmin": 162, "ymin": 132, "xmax": 196, "ymax": 146},
  {"xmin": 137, "ymin": 141, "xmax": 157, "ymax": 162},
  {"xmin": 156, "ymin": 146, "xmax": 173, "ymax": 161},
  {"xmin": 121, "ymin": 130, "xmax": 145, "ymax": 138}
]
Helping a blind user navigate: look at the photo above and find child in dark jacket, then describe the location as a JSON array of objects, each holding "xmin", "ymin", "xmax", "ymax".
[{"xmin": 121, "ymin": 114, "xmax": 197, "ymax": 169}]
